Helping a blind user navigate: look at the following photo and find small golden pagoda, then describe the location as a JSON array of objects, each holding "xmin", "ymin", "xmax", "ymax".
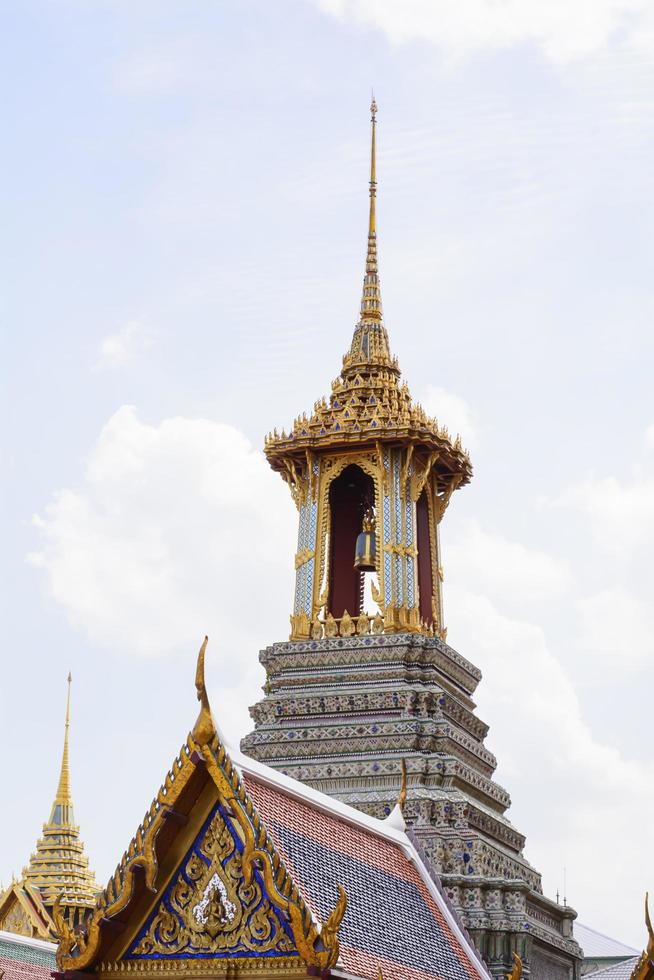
[
  {"xmin": 0, "ymin": 675, "xmax": 98, "ymax": 939},
  {"xmin": 265, "ymin": 99, "xmax": 472, "ymax": 642}
]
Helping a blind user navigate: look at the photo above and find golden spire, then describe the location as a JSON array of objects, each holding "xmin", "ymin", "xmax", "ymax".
[
  {"xmin": 52, "ymin": 672, "xmax": 72, "ymax": 813},
  {"xmin": 192, "ymin": 636, "xmax": 216, "ymax": 747},
  {"xmin": 342, "ymin": 97, "xmax": 396, "ymax": 378},
  {"xmin": 360, "ymin": 94, "xmax": 382, "ymax": 323},
  {"xmin": 22, "ymin": 672, "xmax": 99, "ymax": 931},
  {"xmin": 368, "ymin": 95, "xmax": 377, "ymax": 240}
]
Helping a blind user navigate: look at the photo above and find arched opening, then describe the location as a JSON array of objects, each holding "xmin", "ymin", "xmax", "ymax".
[
  {"xmin": 328, "ymin": 464, "xmax": 375, "ymax": 619},
  {"xmin": 417, "ymin": 489, "xmax": 434, "ymax": 625}
]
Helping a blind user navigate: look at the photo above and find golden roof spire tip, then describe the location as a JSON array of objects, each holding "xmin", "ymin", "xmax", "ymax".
[
  {"xmin": 192, "ymin": 635, "xmax": 216, "ymax": 747},
  {"xmin": 53, "ymin": 673, "xmax": 73, "ymax": 810},
  {"xmin": 368, "ymin": 95, "xmax": 377, "ymax": 238}
]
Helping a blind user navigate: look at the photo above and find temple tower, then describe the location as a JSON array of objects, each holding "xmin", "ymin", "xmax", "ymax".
[
  {"xmin": 265, "ymin": 98, "xmax": 471, "ymax": 644},
  {"xmin": 0, "ymin": 675, "xmax": 98, "ymax": 939},
  {"xmin": 242, "ymin": 101, "xmax": 582, "ymax": 979}
]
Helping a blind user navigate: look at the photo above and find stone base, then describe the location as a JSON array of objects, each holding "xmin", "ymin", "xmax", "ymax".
[{"xmin": 241, "ymin": 632, "xmax": 582, "ymax": 977}]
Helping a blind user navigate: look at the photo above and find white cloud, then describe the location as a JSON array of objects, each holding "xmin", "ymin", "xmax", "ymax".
[
  {"xmin": 447, "ymin": 519, "xmax": 572, "ymax": 607},
  {"xmin": 28, "ymin": 407, "xmax": 297, "ymax": 734},
  {"xmin": 574, "ymin": 587, "xmax": 654, "ymax": 670},
  {"xmin": 95, "ymin": 321, "xmax": 152, "ymax": 370},
  {"xmin": 312, "ymin": 0, "xmax": 654, "ymax": 62},
  {"xmin": 420, "ymin": 385, "xmax": 478, "ymax": 450},
  {"xmin": 558, "ymin": 474, "xmax": 654, "ymax": 556},
  {"xmin": 446, "ymin": 588, "xmax": 654, "ymax": 943}
]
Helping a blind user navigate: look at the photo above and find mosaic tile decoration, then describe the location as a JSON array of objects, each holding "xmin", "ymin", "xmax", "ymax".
[
  {"xmin": 0, "ymin": 936, "xmax": 55, "ymax": 980},
  {"xmin": 245, "ymin": 775, "xmax": 481, "ymax": 980}
]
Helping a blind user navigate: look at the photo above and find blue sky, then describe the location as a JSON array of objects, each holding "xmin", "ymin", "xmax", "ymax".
[{"xmin": 2, "ymin": 0, "xmax": 653, "ymax": 948}]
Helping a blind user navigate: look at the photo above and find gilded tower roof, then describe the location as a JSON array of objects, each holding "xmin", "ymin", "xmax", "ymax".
[
  {"xmin": 264, "ymin": 100, "xmax": 472, "ymax": 490},
  {"xmin": 21, "ymin": 675, "xmax": 98, "ymax": 926}
]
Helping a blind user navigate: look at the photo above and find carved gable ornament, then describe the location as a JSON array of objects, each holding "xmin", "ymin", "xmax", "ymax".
[
  {"xmin": 128, "ymin": 802, "xmax": 296, "ymax": 960},
  {"xmin": 53, "ymin": 639, "xmax": 347, "ymax": 979}
]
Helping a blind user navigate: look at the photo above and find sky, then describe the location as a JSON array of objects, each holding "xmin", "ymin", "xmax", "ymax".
[{"xmin": 1, "ymin": 0, "xmax": 653, "ymax": 950}]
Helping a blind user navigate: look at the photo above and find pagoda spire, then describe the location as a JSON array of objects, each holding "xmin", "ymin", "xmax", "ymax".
[
  {"xmin": 21, "ymin": 673, "xmax": 98, "ymax": 930},
  {"xmin": 50, "ymin": 671, "xmax": 73, "ymax": 824},
  {"xmin": 362, "ymin": 93, "xmax": 381, "ymax": 317},
  {"xmin": 343, "ymin": 96, "xmax": 396, "ymax": 377}
]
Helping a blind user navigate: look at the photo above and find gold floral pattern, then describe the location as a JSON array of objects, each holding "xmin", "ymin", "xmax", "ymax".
[{"xmin": 130, "ymin": 805, "xmax": 296, "ymax": 959}]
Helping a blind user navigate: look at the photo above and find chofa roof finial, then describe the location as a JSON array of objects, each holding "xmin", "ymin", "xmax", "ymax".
[
  {"xmin": 507, "ymin": 951, "xmax": 522, "ymax": 980},
  {"xmin": 398, "ymin": 758, "xmax": 407, "ymax": 811},
  {"xmin": 192, "ymin": 636, "xmax": 216, "ymax": 746}
]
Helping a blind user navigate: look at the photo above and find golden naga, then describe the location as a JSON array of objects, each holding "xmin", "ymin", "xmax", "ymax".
[
  {"xmin": 398, "ymin": 759, "xmax": 408, "ymax": 811},
  {"xmin": 192, "ymin": 635, "xmax": 216, "ymax": 746},
  {"xmin": 630, "ymin": 892, "xmax": 654, "ymax": 980},
  {"xmin": 56, "ymin": 637, "xmax": 349, "ymax": 975},
  {"xmin": 507, "ymin": 951, "xmax": 522, "ymax": 980}
]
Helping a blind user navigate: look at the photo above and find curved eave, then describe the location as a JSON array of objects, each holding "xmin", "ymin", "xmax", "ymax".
[{"xmin": 265, "ymin": 428, "xmax": 473, "ymax": 486}]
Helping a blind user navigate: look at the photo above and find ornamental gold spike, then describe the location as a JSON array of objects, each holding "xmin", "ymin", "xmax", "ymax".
[
  {"xmin": 398, "ymin": 758, "xmax": 408, "ymax": 811},
  {"xmin": 192, "ymin": 636, "xmax": 216, "ymax": 746},
  {"xmin": 361, "ymin": 94, "xmax": 381, "ymax": 321},
  {"xmin": 507, "ymin": 952, "xmax": 522, "ymax": 980},
  {"xmin": 53, "ymin": 672, "xmax": 73, "ymax": 811}
]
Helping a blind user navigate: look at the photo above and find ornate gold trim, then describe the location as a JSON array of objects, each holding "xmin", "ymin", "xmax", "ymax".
[
  {"xmin": 56, "ymin": 641, "xmax": 348, "ymax": 975},
  {"xmin": 630, "ymin": 892, "xmax": 654, "ymax": 980}
]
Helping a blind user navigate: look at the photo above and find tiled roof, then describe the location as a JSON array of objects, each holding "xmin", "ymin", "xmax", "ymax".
[
  {"xmin": 585, "ymin": 957, "xmax": 640, "ymax": 979},
  {"xmin": 0, "ymin": 930, "xmax": 56, "ymax": 980},
  {"xmin": 243, "ymin": 763, "xmax": 487, "ymax": 980},
  {"xmin": 576, "ymin": 922, "xmax": 639, "ymax": 958}
]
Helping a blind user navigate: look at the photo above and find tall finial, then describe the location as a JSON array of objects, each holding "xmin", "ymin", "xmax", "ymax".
[
  {"xmin": 356, "ymin": 95, "xmax": 383, "ymax": 326},
  {"xmin": 54, "ymin": 673, "xmax": 73, "ymax": 808},
  {"xmin": 369, "ymin": 93, "xmax": 377, "ymax": 238},
  {"xmin": 341, "ymin": 96, "xmax": 395, "ymax": 374},
  {"xmin": 192, "ymin": 636, "xmax": 216, "ymax": 747}
]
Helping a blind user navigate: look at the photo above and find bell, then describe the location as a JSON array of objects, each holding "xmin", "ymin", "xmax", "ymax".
[{"xmin": 354, "ymin": 510, "xmax": 376, "ymax": 572}]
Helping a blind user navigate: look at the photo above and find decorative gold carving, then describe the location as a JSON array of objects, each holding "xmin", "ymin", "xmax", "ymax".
[
  {"xmin": 431, "ymin": 597, "xmax": 441, "ymax": 632},
  {"xmin": 410, "ymin": 451, "xmax": 440, "ymax": 502},
  {"xmin": 355, "ymin": 613, "xmax": 369, "ymax": 634},
  {"xmin": 401, "ymin": 443, "xmax": 414, "ymax": 489},
  {"xmin": 398, "ymin": 760, "xmax": 407, "ymax": 812},
  {"xmin": 433, "ymin": 474, "xmax": 463, "ymax": 523},
  {"xmin": 193, "ymin": 636, "xmax": 215, "ymax": 747},
  {"xmin": 325, "ymin": 613, "xmax": 338, "ymax": 637},
  {"xmin": 289, "ymin": 612, "xmax": 310, "ymax": 641},
  {"xmin": 507, "ymin": 952, "xmax": 522, "ymax": 980},
  {"xmin": 630, "ymin": 892, "xmax": 654, "ymax": 980},
  {"xmin": 131, "ymin": 809, "xmax": 293, "ymax": 958},
  {"xmin": 294, "ymin": 548, "xmax": 314, "ymax": 570},
  {"xmin": 340, "ymin": 610, "xmax": 355, "ymax": 636},
  {"xmin": 383, "ymin": 542, "xmax": 418, "ymax": 559},
  {"xmin": 96, "ymin": 959, "xmax": 305, "ymax": 977},
  {"xmin": 0, "ymin": 897, "xmax": 33, "ymax": 938},
  {"xmin": 372, "ymin": 612, "xmax": 384, "ymax": 633}
]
